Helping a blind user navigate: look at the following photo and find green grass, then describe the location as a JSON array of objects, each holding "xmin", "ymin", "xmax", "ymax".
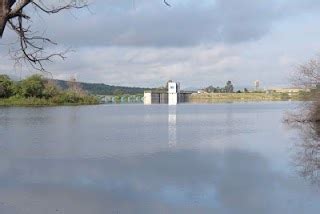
[
  {"xmin": 0, "ymin": 96, "xmax": 99, "ymax": 107},
  {"xmin": 190, "ymin": 92, "xmax": 311, "ymax": 103}
]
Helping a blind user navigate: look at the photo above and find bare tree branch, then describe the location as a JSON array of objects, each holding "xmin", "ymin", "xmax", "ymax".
[
  {"xmin": 291, "ymin": 57, "xmax": 320, "ymax": 89},
  {"xmin": 1, "ymin": 0, "xmax": 171, "ymax": 71},
  {"xmin": 0, "ymin": 0, "xmax": 88, "ymax": 71},
  {"xmin": 164, "ymin": 0, "xmax": 171, "ymax": 7}
]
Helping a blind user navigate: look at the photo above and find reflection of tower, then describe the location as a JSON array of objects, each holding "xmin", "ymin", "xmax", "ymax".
[{"xmin": 168, "ymin": 106, "xmax": 177, "ymax": 147}]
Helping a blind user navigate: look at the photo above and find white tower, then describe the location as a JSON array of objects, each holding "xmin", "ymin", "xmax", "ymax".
[
  {"xmin": 254, "ymin": 80, "xmax": 260, "ymax": 91},
  {"xmin": 168, "ymin": 82, "xmax": 179, "ymax": 105}
]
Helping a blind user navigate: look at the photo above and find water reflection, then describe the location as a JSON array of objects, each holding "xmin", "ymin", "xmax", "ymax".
[
  {"xmin": 0, "ymin": 149, "xmax": 314, "ymax": 214},
  {"xmin": 285, "ymin": 100, "xmax": 320, "ymax": 184},
  {"xmin": 1, "ymin": 103, "xmax": 320, "ymax": 213},
  {"xmin": 168, "ymin": 106, "xmax": 177, "ymax": 148},
  {"xmin": 290, "ymin": 121, "xmax": 320, "ymax": 184}
]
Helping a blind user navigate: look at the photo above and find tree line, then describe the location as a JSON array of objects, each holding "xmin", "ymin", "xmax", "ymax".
[
  {"xmin": 53, "ymin": 80, "xmax": 149, "ymax": 96},
  {"xmin": 0, "ymin": 74, "xmax": 98, "ymax": 105},
  {"xmin": 203, "ymin": 80, "xmax": 243, "ymax": 93}
]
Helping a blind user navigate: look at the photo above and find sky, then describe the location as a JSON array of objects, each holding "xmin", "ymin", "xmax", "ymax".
[{"xmin": 1, "ymin": 0, "xmax": 320, "ymax": 89}]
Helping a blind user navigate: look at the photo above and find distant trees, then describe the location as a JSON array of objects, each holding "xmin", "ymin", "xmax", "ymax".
[
  {"xmin": 77, "ymin": 82, "xmax": 147, "ymax": 95},
  {"xmin": 225, "ymin": 81, "xmax": 234, "ymax": 93},
  {"xmin": 204, "ymin": 85, "xmax": 219, "ymax": 93},
  {"xmin": 204, "ymin": 81, "xmax": 234, "ymax": 93},
  {"xmin": 113, "ymin": 89, "xmax": 125, "ymax": 96}
]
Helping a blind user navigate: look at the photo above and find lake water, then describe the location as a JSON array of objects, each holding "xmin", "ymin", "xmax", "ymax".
[{"xmin": 0, "ymin": 102, "xmax": 319, "ymax": 214}]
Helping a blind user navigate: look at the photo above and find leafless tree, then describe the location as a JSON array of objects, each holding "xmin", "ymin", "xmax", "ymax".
[
  {"xmin": 163, "ymin": 0, "xmax": 171, "ymax": 7},
  {"xmin": 0, "ymin": 0, "xmax": 171, "ymax": 71},
  {"xmin": 68, "ymin": 75, "xmax": 84, "ymax": 95},
  {"xmin": 292, "ymin": 56, "xmax": 320, "ymax": 89},
  {"xmin": 0, "ymin": 0, "xmax": 90, "ymax": 71},
  {"xmin": 284, "ymin": 56, "xmax": 320, "ymax": 123},
  {"xmin": 285, "ymin": 56, "xmax": 320, "ymax": 184}
]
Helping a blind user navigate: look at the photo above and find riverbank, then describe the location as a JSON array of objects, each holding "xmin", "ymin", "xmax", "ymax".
[
  {"xmin": 0, "ymin": 96, "xmax": 99, "ymax": 107},
  {"xmin": 190, "ymin": 92, "xmax": 311, "ymax": 103}
]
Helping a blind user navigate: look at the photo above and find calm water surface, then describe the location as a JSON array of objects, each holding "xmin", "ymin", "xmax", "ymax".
[{"xmin": 0, "ymin": 102, "xmax": 319, "ymax": 214}]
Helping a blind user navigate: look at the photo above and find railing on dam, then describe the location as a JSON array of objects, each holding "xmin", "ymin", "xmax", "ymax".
[{"xmin": 97, "ymin": 95, "xmax": 144, "ymax": 104}]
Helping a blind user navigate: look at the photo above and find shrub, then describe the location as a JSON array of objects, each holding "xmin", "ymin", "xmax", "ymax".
[
  {"xmin": 0, "ymin": 74, "xmax": 99, "ymax": 106},
  {"xmin": 0, "ymin": 75, "xmax": 13, "ymax": 98},
  {"xmin": 19, "ymin": 74, "xmax": 45, "ymax": 98},
  {"xmin": 43, "ymin": 81, "xmax": 61, "ymax": 99}
]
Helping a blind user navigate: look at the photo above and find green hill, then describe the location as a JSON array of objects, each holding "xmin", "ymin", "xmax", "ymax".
[{"xmin": 53, "ymin": 79, "xmax": 149, "ymax": 95}]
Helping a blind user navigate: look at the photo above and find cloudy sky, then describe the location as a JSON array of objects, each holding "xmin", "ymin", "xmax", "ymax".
[{"xmin": 1, "ymin": 0, "xmax": 320, "ymax": 88}]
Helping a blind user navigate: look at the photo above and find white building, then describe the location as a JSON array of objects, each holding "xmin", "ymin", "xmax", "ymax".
[
  {"xmin": 144, "ymin": 81, "xmax": 188, "ymax": 105},
  {"xmin": 144, "ymin": 91, "xmax": 152, "ymax": 105},
  {"xmin": 168, "ymin": 82, "xmax": 180, "ymax": 105},
  {"xmin": 254, "ymin": 80, "xmax": 260, "ymax": 91}
]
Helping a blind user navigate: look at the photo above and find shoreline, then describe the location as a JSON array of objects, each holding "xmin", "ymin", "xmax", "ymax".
[
  {"xmin": 0, "ymin": 92, "xmax": 312, "ymax": 107},
  {"xmin": 0, "ymin": 97, "xmax": 100, "ymax": 107},
  {"xmin": 189, "ymin": 92, "xmax": 311, "ymax": 103},
  {"xmin": 0, "ymin": 99, "xmax": 307, "ymax": 107}
]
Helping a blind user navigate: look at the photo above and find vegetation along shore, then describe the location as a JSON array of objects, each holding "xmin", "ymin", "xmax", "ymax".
[
  {"xmin": 0, "ymin": 74, "xmax": 99, "ymax": 106},
  {"xmin": 190, "ymin": 91, "xmax": 312, "ymax": 103}
]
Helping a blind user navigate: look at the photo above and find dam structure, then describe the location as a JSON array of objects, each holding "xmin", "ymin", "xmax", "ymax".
[{"xmin": 144, "ymin": 81, "xmax": 192, "ymax": 105}]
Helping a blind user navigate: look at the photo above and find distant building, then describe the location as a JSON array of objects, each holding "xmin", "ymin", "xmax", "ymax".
[
  {"xmin": 268, "ymin": 88, "xmax": 310, "ymax": 94},
  {"xmin": 144, "ymin": 90, "xmax": 168, "ymax": 105},
  {"xmin": 254, "ymin": 80, "xmax": 260, "ymax": 91},
  {"xmin": 144, "ymin": 81, "xmax": 192, "ymax": 105},
  {"xmin": 168, "ymin": 82, "xmax": 180, "ymax": 105}
]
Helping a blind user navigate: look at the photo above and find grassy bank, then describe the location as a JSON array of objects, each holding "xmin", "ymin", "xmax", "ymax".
[
  {"xmin": 0, "ymin": 95, "xmax": 99, "ymax": 107},
  {"xmin": 190, "ymin": 92, "xmax": 311, "ymax": 103},
  {"xmin": 0, "ymin": 74, "xmax": 99, "ymax": 107}
]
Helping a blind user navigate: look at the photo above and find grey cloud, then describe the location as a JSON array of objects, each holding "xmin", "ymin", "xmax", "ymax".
[
  {"xmin": 33, "ymin": 0, "xmax": 320, "ymax": 48},
  {"xmin": 2, "ymin": 0, "xmax": 320, "ymax": 87},
  {"xmin": 27, "ymin": 0, "xmax": 286, "ymax": 47}
]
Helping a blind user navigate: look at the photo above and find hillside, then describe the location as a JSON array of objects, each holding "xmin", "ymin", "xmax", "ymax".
[{"xmin": 53, "ymin": 79, "xmax": 149, "ymax": 95}]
